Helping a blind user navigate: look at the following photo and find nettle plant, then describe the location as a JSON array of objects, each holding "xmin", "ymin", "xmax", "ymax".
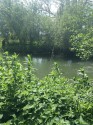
[{"xmin": 0, "ymin": 52, "xmax": 93, "ymax": 125}]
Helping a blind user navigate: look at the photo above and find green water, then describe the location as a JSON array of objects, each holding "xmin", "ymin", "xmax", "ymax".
[
  {"xmin": 0, "ymin": 51, "xmax": 93, "ymax": 79},
  {"xmin": 19, "ymin": 55, "xmax": 93, "ymax": 79}
]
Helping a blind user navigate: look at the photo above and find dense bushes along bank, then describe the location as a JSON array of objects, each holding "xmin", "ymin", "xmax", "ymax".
[
  {"xmin": 0, "ymin": 52, "xmax": 93, "ymax": 125},
  {"xmin": 1, "ymin": 1, "xmax": 93, "ymax": 60}
]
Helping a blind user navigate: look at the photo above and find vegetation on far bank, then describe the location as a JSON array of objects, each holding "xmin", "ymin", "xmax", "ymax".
[
  {"xmin": 0, "ymin": 0, "xmax": 93, "ymax": 60},
  {"xmin": 0, "ymin": 52, "xmax": 93, "ymax": 125}
]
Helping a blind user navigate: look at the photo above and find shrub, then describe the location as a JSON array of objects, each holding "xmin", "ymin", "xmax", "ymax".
[{"xmin": 0, "ymin": 53, "xmax": 93, "ymax": 125}]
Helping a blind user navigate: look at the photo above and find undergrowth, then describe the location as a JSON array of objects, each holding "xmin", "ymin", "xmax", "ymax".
[{"xmin": 0, "ymin": 52, "xmax": 93, "ymax": 125}]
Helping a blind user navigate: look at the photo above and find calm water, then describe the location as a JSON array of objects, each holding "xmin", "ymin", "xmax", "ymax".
[
  {"xmin": 0, "ymin": 51, "xmax": 93, "ymax": 79},
  {"xmin": 19, "ymin": 55, "xmax": 93, "ymax": 79}
]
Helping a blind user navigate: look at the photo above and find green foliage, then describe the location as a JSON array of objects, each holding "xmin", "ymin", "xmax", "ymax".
[
  {"xmin": 70, "ymin": 29, "xmax": 93, "ymax": 60},
  {"xmin": 1, "ymin": 0, "xmax": 93, "ymax": 59},
  {"xmin": 53, "ymin": 0, "xmax": 93, "ymax": 59},
  {"xmin": 0, "ymin": 53, "xmax": 93, "ymax": 124}
]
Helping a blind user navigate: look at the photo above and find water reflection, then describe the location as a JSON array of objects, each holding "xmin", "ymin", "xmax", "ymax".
[
  {"xmin": 31, "ymin": 56, "xmax": 93, "ymax": 79},
  {"xmin": 66, "ymin": 60, "xmax": 72, "ymax": 66},
  {"xmin": 1, "ymin": 52, "xmax": 93, "ymax": 79},
  {"xmin": 33, "ymin": 58, "xmax": 43, "ymax": 64}
]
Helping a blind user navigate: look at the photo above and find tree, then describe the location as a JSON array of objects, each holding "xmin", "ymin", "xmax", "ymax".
[
  {"xmin": 53, "ymin": 0, "xmax": 93, "ymax": 58},
  {"xmin": 0, "ymin": 0, "xmax": 29, "ymax": 44}
]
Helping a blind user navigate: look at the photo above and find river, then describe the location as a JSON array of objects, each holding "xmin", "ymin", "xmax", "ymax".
[
  {"xmin": 19, "ymin": 55, "xmax": 93, "ymax": 79},
  {"xmin": 0, "ymin": 51, "xmax": 93, "ymax": 79}
]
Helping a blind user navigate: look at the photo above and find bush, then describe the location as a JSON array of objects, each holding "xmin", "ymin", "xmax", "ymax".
[{"xmin": 0, "ymin": 53, "xmax": 93, "ymax": 125}]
